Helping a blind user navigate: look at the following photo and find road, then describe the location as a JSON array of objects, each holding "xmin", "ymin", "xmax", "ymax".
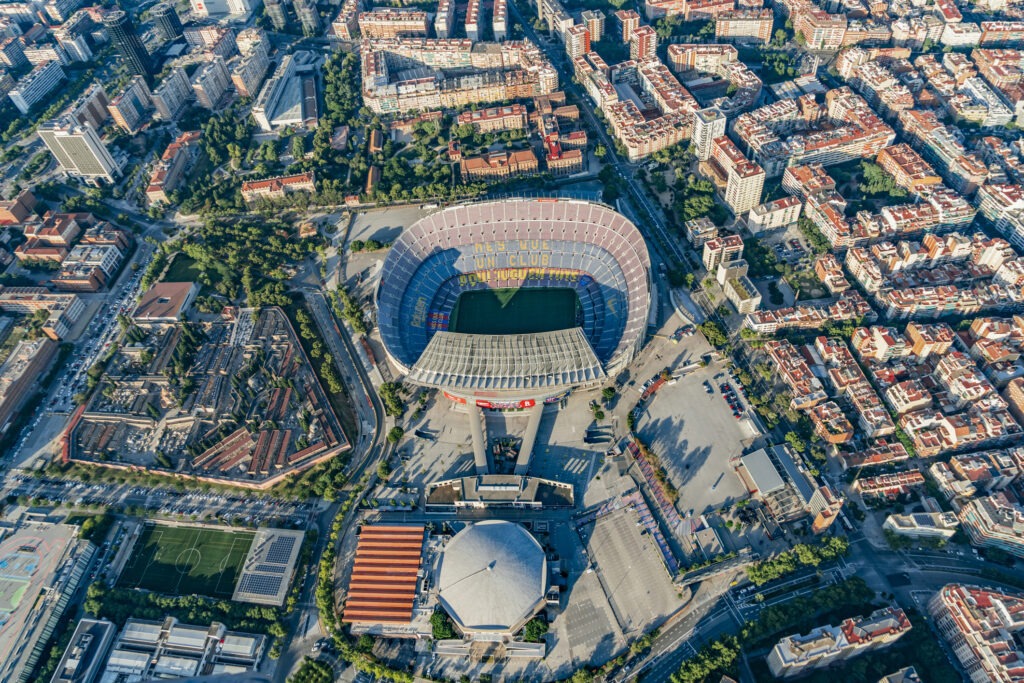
[
  {"xmin": 1, "ymin": 475, "xmax": 316, "ymax": 523},
  {"xmin": 506, "ymin": 0, "xmax": 687, "ymax": 271},
  {"xmin": 271, "ymin": 289, "xmax": 390, "ymax": 683}
]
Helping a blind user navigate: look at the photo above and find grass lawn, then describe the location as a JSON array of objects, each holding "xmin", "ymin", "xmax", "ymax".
[
  {"xmin": 117, "ymin": 525, "xmax": 254, "ymax": 598},
  {"xmin": 162, "ymin": 253, "xmax": 203, "ymax": 282},
  {"xmin": 450, "ymin": 288, "xmax": 580, "ymax": 334},
  {"xmin": 162, "ymin": 253, "xmax": 230, "ymax": 294}
]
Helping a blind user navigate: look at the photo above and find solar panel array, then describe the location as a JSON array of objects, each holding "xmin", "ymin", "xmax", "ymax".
[
  {"xmin": 237, "ymin": 573, "xmax": 284, "ymax": 597},
  {"xmin": 231, "ymin": 529, "xmax": 304, "ymax": 607},
  {"xmin": 376, "ymin": 199, "xmax": 651, "ymax": 379},
  {"xmin": 265, "ymin": 537, "xmax": 296, "ymax": 565},
  {"xmin": 343, "ymin": 525, "xmax": 426, "ymax": 625}
]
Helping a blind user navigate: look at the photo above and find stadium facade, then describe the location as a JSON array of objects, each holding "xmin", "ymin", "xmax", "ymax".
[{"xmin": 376, "ymin": 198, "xmax": 652, "ymax": 409}]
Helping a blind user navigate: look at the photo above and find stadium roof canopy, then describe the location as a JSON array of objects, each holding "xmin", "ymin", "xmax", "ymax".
[
  {"xmin": 407, "ymin": 328, "xmax": 606, "ymax": 392},
  {"xmin": 437, "ymin": 520, "xmax": 546, "ymax": 634}
]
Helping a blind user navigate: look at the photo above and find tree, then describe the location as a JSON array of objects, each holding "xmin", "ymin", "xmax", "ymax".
[
  {"xmin": 594, "ymin": 143, "xmax": 607, "ymax": 159},
  {"xmin": 430, "ymin": 612, "xmax": 457, "ymax": 640},
  {"xmin": 376, "ymin": 459, "xmax": 391, "ymax": 480},
  {"xmin": 523, "ymin": 617, "xmax": 548, "ymax": 643},
  {"xmin": 386, "ymin": 426, "xmax": 404, "ymax": 444},
  {"xmin": 698, "ymin": 321, "xmax": 729, "ymax": 348},
  {"xmin": 601, "ymin": 386, "xmax": 617, "ymax": 402}
]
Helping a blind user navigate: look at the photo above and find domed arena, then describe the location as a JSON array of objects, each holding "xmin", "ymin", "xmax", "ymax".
[
  {"xmin": 436, "ymin": 520, "xmax": 547, "ymax": 636},
  {"xmin": 376, "ymin": 198, "xmax": 652, "ymax": 407}
]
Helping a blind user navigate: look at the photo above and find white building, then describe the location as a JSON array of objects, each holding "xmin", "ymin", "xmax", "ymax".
[
  {"xmin": 151, "ymin": 67, "xmax": 193, "ymax": 120},
  {"xmin": 692, "ymin": 107, "xmax": 726, "ymax": 161},
  {"xmin": 190, "ymin": 0, "xmax": 251, "ymax": 18},
  {"xmin": 883, "ymin": 512, "xmax": 959, "ymax": 540},
  {"xmin": 9, "ymin": 60, "xmax": 66, "ymax": 114},
  {"xmin": 38, "ymin": 118, "xmax": 122, "ymax": 183},
  {"xmin": 191, "ymin": 56, "xmax": 231, "ymax": 109}
]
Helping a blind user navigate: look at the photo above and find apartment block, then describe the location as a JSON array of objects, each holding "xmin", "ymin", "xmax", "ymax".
[
  {"xmin": 191, "ymin": 56, "xmax": 231, "ymax": 109},
  {"xmin": 581, "ymin": 10, "xmax": 603, "ymax": 43},
  {"xmin": 764, "ymin": 339, "xmax": 829, "ymax": 410},
  {"xmin": 630, "ymin": 25, "xmax": 657, "ymax": 62},
  {"xmin": 108, "ymin": 76, "xmax": 152, "ymax": 133},
  {"xmin": 38, "ymin": 118, "xmax": 121, "ymax": 183},
  {"xmin": 715, "ymin": 9, "xmax": 773, "ymax": 44},
  {"xmin": 929, "ymin": 584, "xmax": 1024, "ymax": 683},
  {"xmin": 151, "ymin": 68, "xmax": 193, "ymax": 120},
  {"xmin": 9, "ymin": 60, "xmax": 66, "ymax": 114},
  {"xmin": 358, "ymin": 10, "xmax": 430, "ymax": 39},
  {"xmin": 493, "ymin": 0, "xmax": 508, "ymax": 40},
  {"xmin": 768, "ymin": 608, "xmax": 911, "ymax": 678},
  {"xmin": 959, "ymin": 492, "xmax": 1024, "ymax": 559},
  {"xmin": 701, "ymin": 233, "xmax": 743, "ymax": 271},
  {"xmin": 0, "ymin": 338, "xmax": 57, "ymax": 432}
]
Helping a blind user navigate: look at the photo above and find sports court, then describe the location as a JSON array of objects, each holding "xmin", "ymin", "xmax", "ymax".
[
  {"xmin": 450, "ymin": 288, "xmax": 580, "ymax": 334},
  {"xmin": 117, "ymin": 524, "xmax": 254, "ymax": 598}
]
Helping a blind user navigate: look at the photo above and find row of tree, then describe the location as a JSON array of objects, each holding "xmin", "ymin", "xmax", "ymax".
[{"xmin": 745, "ymin": 536, "xmax": 850, "ymax": 586}]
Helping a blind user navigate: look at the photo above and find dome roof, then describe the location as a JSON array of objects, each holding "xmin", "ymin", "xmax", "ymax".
[{"xmin": 436, "ymin": 521, "xmax": 547, "ymax": 634}]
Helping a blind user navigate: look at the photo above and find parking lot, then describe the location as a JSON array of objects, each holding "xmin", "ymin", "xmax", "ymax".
[
  {"xmin": 584, "ymin": 507, "xmax": 681, "ymax": 636},
  {"xmin": 625, "ymin": 328, "xmax": 758, "ymax": 531}
]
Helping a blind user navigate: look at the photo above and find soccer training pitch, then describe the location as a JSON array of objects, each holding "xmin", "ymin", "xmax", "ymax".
[{"xmin": 117, "ymin": 525, "xmax": 255, "ymax": 598}]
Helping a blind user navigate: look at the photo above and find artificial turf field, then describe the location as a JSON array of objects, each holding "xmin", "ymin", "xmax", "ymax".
[
  {"xmin": 117, "ymin": 524, "xmax": 255, "ymax": 598},
  {"xmin": 450, "ymin": 287, "xmax": 580, "ymax": 334}
]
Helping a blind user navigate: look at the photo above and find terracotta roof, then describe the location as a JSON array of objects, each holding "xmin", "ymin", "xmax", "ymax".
[{"xmin": 342, "ymin": 525, "xmax": 425, "ymax": 624}]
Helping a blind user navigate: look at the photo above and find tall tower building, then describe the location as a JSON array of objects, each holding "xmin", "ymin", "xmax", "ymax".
[
  {"xmin": 38, "ymin": 118, "xmax": 121, "ymax": 183},
  {"xmin": 629, "ymin": 24, "xmax": 656, "ymax": 62},
  {"xmin": 263, "ymin": 0, "xmax": 288, "ymax": 30},
  {"xmin": 293, "ymin": 0, "xmax": 321, "ymax": 36},
  {"xmin": 103, "ymin": 10, "xmax": 151, "ymax": 81},
  {"xmin": 615, "ymin": 9, "xmax": 639, "ymax": 43},
  {"xmin": 152, "ymin": 3, "xmax": 184, "ymax": 42},
  {"xmin": 565, "ymin": 24, "xmax": 589, "ymax": 59},
  {"xmin": 581, "ymin": 9, "xmax": 604, "ymax": 43},
  {"xmin": 691, "ymin": 107, "xmax": 726, "ymax": 161}
]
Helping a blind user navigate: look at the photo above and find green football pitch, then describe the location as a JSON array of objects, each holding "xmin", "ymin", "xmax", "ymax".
[
  {"xmin": 450, "ymin": 288, "xmax": 580, "ymax": 334},
  {"xmin": 117, "ymin": 525, "xmax": 255, "ymax": 598}
]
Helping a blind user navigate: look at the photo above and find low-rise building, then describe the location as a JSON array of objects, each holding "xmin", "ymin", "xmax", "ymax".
[
  {"xmin": 101, "ymin": 617, "xmax": 264, "ymax": 679},
  {"xmin": 132, "ymin": 282, "xmax": 199, "ymax": 327},
  {"xmin": 240, "ymin": 172, "xmax": 316, "ymax": 203},
  {"xmin": 883, "ymin": 512, "xmax": 959, "ymax": 540},
  {"xmin": 685, "ymin": 216, "xmax": 718, "ymax": 247},
  {"xmin": 460, "ymin": 149, "xmax": 538, "ymax": 181}
]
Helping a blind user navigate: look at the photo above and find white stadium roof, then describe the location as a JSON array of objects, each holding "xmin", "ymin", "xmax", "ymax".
[
  {"xmin": 437, "ymin": 521, "xmax": 547, "ymax": 634},
  {"xmin": 407, "ymin": 328, "xmax": 606, "ymax": 393}
]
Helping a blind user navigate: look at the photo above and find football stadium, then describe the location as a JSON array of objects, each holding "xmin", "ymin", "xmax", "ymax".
[{"xmin": 376, "ymin": 199, "xmax": 652, "ymax": 409}]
